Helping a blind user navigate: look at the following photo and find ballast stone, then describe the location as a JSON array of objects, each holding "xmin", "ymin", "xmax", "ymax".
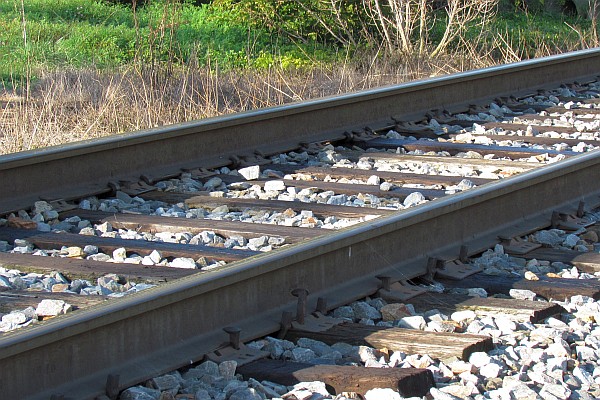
[
  {"xmin": 170, "ymin": 257, "xmax": 197, "ymax": 269},
  {"xmin": 351, "ymin": 302, "xmax": 381, "ymax": 320},
  {"xmin": 239, "ymin": 166, "xmax": 261, "ymax": 180},
  {"xmin": 35, "ymin": 299, "xmax": 72, "ymax": 317},
  {"xmin": 451, "ymin": 310, "xmax": 476, "ymax": 323},
  {"xmin": 539, "ymin": 383, "xmax": 571, "ymax": 400},
  {"xmin": 264, "ymin": 180, "xmax": 285, "ymax": 192},
  {"xmin": 509, "ymin": 289, "xmax": 537, "ymax": 301},
  {"xmin": 397, "ymin": 315, "xmax": 426, "ymax": 330},
  {"xmin": 429, "ymin": 387, "xmax": 460, "ymax": 400},
  {"xmin": 151, "ymin": 373, "xmax": 181, "ymax": 392},
  {"xmin": 469, "ymin": 352, "xmax": 492, "ymax": 368},
  {"xmin": 219, "ymin": 360, "xmax": 237, "ymax": 381},
  {"xmin": 2, "ymin": 311, "xmax": 28, "ymax": 324},
  {"xmin": 229, "ymin": 388, "xmax": 263, "ymax": 400},
  {"xmin": 403, "ymin": 192, "xmax": 425, "ymax": 207},
  {"xmin": 364, "ymin": 387, "xmax": 401, "ymax": 400},
  {"xmin": 439, "ymin": 384, "xmax": 473, "ymax": 399},
  {"xmin": 120, "ymin": 386, "xmax": 160, "ymax": 400},
  {"xmin": 380, "ymin": 303, "xmax": 413, "ymax": 321}
]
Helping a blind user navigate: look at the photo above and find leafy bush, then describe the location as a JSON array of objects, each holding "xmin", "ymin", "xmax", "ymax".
[{"xmin": 0, "ymin": 0, "xmax": 597, "ymax": 89}]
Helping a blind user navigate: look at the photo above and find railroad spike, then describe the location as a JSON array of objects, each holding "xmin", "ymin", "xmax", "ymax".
[
  {"xmin": 223, "ymin": 326, "xmax": 242, "ymax": 350},
  {"xmin": 376, "ymin": 275, "xmax": 392, "ymax": 291},
  {"xmin": 423, "ymin": 257, "xmax": 442, "ymax": 283},
  {"xmin": 229, "ymin": 155, "xmax": 241, "ymax": 168},
  {"xmin": 278, "ymin": 311, "xmax": 294, "ymax": 339},
  {"xmin": 107, "ymin": 181, "xmax": 121, "ymax": 193},
  {"xmin": 291, "ymin": 288, "xmax": 309, "ymax": 325},
  {"xmin": 459, "ymin": 245, "xmax": 469, "ymax": 263},
  {"xmin": 550, "ymin": 211, "xmax": 561, "ymax": 228},
  {"xmin": 316, "ymin": 297, "xmax": 327, "ymax": 314},
  {"xmin": 105, "ymin": 373, "xmax": 120, "ymax": 400},
  {"xmin": 140, "ymin": 174, "xmax": 154, "ymax": 185},
  {"xmin": 577, "ymin": 201, "xmax": 586, "ymax": 218}
]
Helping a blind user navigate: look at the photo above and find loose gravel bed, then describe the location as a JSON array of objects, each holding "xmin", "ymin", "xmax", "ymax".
[
  {"xmin": 1, "ymin": 85, "xmax": 599, "ymax": 336},
  {"xmin": 2, "ymin": 82, "xmax": 600, "ymax": 400},
  {"xmin": 115, "ymin": 210, "xmax": 600, "ymax": 400}
]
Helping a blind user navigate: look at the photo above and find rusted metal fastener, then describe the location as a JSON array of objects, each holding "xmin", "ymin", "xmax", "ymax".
[
  {"xmin": 105, "ymin": 374, "xmax": 120, "ymax": 400},
  {"xmin": 424, "ymin": 257, "xmax": 443, "ymax": 283},
  {"xmin": 223, "ymin": 326, "xmax": 242, "ymax": 350},
  {"xmin": 107, "ymin": 181, "xmax": 121, "ymax": 193},
  {"xmin": 376, "ymin": 275, "xmax": 391, "ymax": 291},
  {"xmin": 278, "ymin": 310, "xmax": 294, "ymax": 339},
  {"xmin": 229, "ymin": 155, "xmax": 241, "ymax": 168},
  {"xmin": 577, "ymin": 201, "xmax": 586, "ymax": 218},
  {"xmin": 459, "ymin": 245, "xmax": 469, "ymax": 263},
  {"xmin": 316, "ymin": 297, "xmax": 327, "ymax": 314},
  {"xmin": 551, "ymin": 210, "xmax": 565, "ymax": 227},
  {"xmin": 140, "ymin": 174, "xmax": 154, "ymax": 185},
  {"xmin": 291, "ymin": 288, "xmax": 309, "ymax": 325}
]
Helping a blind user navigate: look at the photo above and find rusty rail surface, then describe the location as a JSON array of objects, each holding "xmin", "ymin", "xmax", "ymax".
[
  {"xmin": 0, "ymin": 49, "xmax": 599, "ymax": 399},
  {"xmin": 1, "ymin": 49, "xmax": 599, "ymax": 215}
]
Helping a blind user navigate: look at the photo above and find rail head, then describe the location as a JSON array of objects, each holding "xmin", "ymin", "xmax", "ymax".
[
  {"xmin": 0, "ymin": 50, "xmax": 599, "ymax": 398},
  {"xmin": 1, "ymin": 48, "xmax": 599, "ymax": 214},
  {"xmin": 1, "ymin": 149, "xmax": 600, "ymax": 399}
]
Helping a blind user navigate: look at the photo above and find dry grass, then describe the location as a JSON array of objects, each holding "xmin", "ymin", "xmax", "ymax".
[{"xmin": 0, "ymin": 45, "xmax": 584, "ymax": 155}]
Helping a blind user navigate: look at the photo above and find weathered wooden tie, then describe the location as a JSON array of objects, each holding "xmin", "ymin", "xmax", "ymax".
[
  {"xmin": 341, "ymin": 151, "xmax": 537, "ymax": 172},
  {"xmin": 62, "ymin": 209, "xmax": 321, "ymax": 244},
  {"xmin": 142, "ymin": 191, "xmax": 395, "ymax": 219},
  {"xmin": 516, "ymin": 113, "xmax": 599, "ymax": 124},
  {"xmin": 0, "ymin": 252, "xmax": 197, "ymax": 283},
  {"xmin": 0, "ymin": 228, "xmax": 257, "ymax": 262},
  {"xmin": 216, "ymin": 176, "xmax": 446, "ymax": 200},
  {"xmin": 505, "ymin": 247, "xmax": 600, "ymax": 273},
  {"xmin": 237, "ymin": 359, "xmax": 434, "ymax": 397},
  {"xmin": 439, "ymin": 273, "xmax": 600, "ymax": 300},
  {"xmin": 266, "ymin": 164, "xmax": 493, "ymax": 187},
  {"xmin": 0, "ymin": 290, "xmax": 108, "ymax": 313},
  {"xmin": 360, "ymin": 138, "xmax": 576, "ymax": 158},
  {"xmin": 452, "ymin": 132, "xmax": 600, "ymax": 148},
  {"xmin": 285, "ymin": 322, "xmax": 492, "ymax": 361},
  {"xmin": 409, "ymin": 293, "xmax": 562, "ymax": 323}
]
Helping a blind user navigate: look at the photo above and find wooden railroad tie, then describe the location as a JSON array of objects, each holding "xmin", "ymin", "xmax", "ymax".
[
  {"xmin": 285, "ymin": 322, "xmax": 493, "ymax": 361},
  {"xmin": 0, "ymin": 289, "xmax": 108, "ymax": 314},
  {"xmin": 341, "ymin": 150, "xmax": 538, "ymax": 171},
  {"xmin": 260, "ymin": 163, "xmax": 494, "ymax": 187},
  {"xmin": 237, "ymin": 359, "xmax": 434, "ymax": 398},
  {"xmin": 357, "ymin": 137, "xmax": 577, "ymax": 158},
  {"xmin": 506, "ymin": 247, "xmax": 600, "ymax": 274},
  {"xmin": 409, "ymin": 292, "xmax": 562, "ymax": 323},
  {"xmin": 61, "ymin": 209, "xmax": 321, "ymax": 244},
  {"xmin": 439, "ymin": 273, "xmax": 600, "ymax": 301},
  {"xmin": 142, "ymin": 191, "xmax": 395, "ymax": 219},
  {"xmin": 214, "ymin": 174, "xmax": 446, "ymax": 200},
  {"xmin": 0, "ymin": 252, "xmax": 197, "ymax": 283},
  {"xmin": 0, "ymin": 227, "xmax": 257, "ymax": 263}
]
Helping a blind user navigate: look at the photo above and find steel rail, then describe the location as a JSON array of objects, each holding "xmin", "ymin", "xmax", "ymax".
[
  {"xmin": 0, "ymin": 50, "xmax": 598, "ymax": 399},
  {"xmin": 1, "ymin": 48, "xmax": 599, "ymax": 214}
]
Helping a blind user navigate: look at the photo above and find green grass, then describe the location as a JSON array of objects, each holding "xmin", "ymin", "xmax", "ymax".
[
  {"xmin": 0, "ymin": 0, "xmax": 337, "ymax": 87},
  {"xmin": 490, "ymin": 12, "xmax": 594, "ymax": 55},
  {"xmin": 0, "ymin": 0, "xmax": 597, "ymax": 88}
]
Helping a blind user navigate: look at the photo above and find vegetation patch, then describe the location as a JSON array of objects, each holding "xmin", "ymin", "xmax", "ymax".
[{"xmin": 0, "ymin": 0, "xmax": 598, "ymax": 154}]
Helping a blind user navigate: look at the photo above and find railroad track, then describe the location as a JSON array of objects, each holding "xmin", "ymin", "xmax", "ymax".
[{"xmin": 1, "ymin": 49, "xmax": 600, "ymax": 399}]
